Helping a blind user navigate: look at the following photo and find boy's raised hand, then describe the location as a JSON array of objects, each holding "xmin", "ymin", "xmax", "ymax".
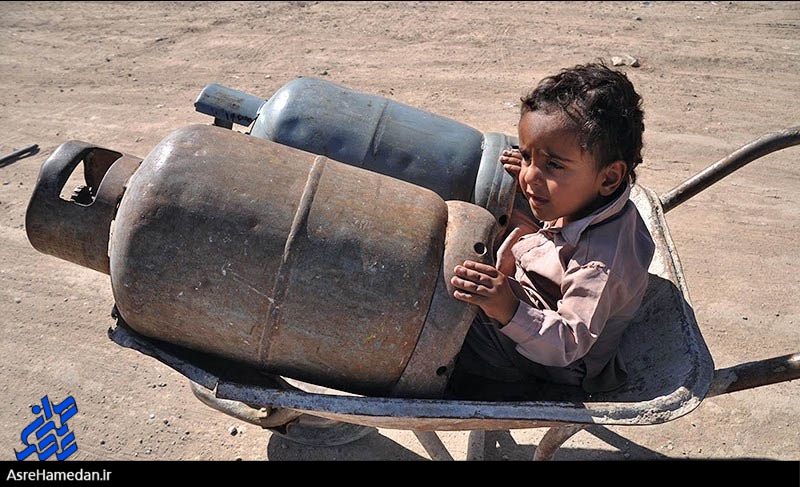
[
  {"xmin": 451, "ymin": 260, "xmax": 519, "ymax": 326},
  {"xmin": 500, "ymin": 148, "xmax": 523, "ymax": 189},
  {"xmin": 496, "ymin": 227, "xmax": 525, "ymax": 277}
]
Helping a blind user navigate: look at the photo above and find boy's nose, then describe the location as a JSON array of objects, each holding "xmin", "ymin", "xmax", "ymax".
[{"xmin": 523, "ymin": 161, "xmax": 544, "ymax": 185}]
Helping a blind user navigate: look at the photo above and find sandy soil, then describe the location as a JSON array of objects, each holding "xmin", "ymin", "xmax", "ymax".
[{"xmin": 1, "ymin": 1, "xmax": 798, "ymax": 462}]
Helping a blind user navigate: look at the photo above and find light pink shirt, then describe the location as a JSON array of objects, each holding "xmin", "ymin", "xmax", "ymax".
[{"xmin": 500, "ymin": 184, "xmax": 655, "ymax": 393}]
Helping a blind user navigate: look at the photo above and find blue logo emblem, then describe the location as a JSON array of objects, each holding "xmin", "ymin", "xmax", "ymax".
[{"xmin": 14, "ymin": 395, "xmax": 78, "ymax": 461}]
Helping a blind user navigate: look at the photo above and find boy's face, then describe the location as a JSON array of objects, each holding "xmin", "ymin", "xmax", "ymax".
[{"xmin": 517, "ymin": 109, "xmax": 622, "ymax": 224}]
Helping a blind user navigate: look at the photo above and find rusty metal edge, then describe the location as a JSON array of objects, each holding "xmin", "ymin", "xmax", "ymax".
[{"xmin": 391, "ymin": 201, "xmax": 497, "ymax": 399}]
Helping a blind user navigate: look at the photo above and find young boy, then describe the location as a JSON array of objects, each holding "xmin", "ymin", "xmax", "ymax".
[{"xmin": 449, "ymin": 62, "xmax": 655, "ymax": 398}]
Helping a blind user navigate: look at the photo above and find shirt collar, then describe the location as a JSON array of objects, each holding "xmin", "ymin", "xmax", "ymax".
[{"xmin": 543, "ymin": 184, "xmax": 633, "ymax": 246}]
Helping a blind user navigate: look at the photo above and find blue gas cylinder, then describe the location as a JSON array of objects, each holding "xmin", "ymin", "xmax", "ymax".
[{"xmin": 195, "ymin": 78, "xmax": 518, "ymax": 226}]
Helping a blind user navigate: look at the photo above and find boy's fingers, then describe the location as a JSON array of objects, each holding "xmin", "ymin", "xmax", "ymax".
[
  {"xmin": 450, "ymin": 276, "xmax": 488, "ymax": 295},
  {"xmin": 461, "ymin": 260, "xmax": 500, "ymax": 277},
  {"xmin": 453, "ymin": 290, "xmax": 478, "ymax": 304},
  {"xmin": 454, "ymin": 264, "xmax": 495, "ymax": 284}
]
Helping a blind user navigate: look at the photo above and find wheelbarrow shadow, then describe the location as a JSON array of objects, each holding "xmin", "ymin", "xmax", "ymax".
[
  {"xmin": 265, "ymin": 424, "xmax": 775, "ymax": 461},
  {"xmin": 263, "ymin": 426, "xmax": 647, "ymax": 461},
  {"xmin": 266, "ymin": 429, "xmax": 428, "ymax": 461},
  {"xmin": 262, "ymin": 424, "xmax": 673, "ymax": 460}
]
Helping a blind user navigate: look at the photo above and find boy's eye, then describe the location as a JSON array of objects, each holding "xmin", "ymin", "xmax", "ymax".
[{"xmin": 547, "ymin": 160, "xmax": 564, "ymax": 170}]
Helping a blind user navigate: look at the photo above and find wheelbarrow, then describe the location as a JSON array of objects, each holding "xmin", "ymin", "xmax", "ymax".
[{"xmin": 104, "ymin": 124, "xmax": 800, "ymax": 460}]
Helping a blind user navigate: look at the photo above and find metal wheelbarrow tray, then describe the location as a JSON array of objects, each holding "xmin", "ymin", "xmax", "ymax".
[{"xmin": 106, "ymin": 126, "xmax": 800, "ymax": 459}]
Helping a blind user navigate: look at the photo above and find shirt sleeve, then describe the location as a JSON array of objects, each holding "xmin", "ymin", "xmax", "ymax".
[{"xmin": 500, "ymin": 262, "xmax": 616, "ymax": 367}]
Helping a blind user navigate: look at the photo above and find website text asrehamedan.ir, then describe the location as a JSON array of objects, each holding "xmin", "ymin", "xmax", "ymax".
[{"xmin": 7, "ymin": 469, "xmax": 111, "ymax": 482}]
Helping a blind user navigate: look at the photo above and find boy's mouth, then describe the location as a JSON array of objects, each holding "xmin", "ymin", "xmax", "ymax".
[{"xmin": 528, "ymin": 193, "xmax": 549, "ymax": 206}]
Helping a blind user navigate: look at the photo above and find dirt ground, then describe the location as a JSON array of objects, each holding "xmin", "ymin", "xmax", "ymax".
[{"xmin": 1, "ymin": 1, "xmax": 798, "ymax": 462}]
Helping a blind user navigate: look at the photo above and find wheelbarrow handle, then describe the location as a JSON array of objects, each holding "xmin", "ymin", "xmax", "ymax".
[
  {"xmin": 659, "ymin": 126, "xmax": 800, "ymax": 395},
  {"xmin": 660, "ymin": 126, "xmax": 800, "ymax": 213},
  {"xmin": 707, "ymin": 353, "xmax": 800, "ymax": 397}
]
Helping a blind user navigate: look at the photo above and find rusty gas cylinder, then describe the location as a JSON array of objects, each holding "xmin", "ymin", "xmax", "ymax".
[{"xmin": 26, "ymin": 125, "xmax": 498, "ymax": 398}]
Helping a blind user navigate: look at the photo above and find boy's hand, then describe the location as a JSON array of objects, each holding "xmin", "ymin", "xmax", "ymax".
[
  {"xmin": 451, "ymin": 260, "xmax": 519, "ymax": 325},
  {"xmin": 496, "ymin": 227, "xmax": 525, "ymax": 277},
  {"xmin": 500, "ymin": 148, "xmax": 524, "ymax": 192}
]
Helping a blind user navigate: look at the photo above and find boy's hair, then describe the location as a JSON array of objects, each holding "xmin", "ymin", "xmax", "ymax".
[{"xmin": 520, "ymin": 62, "xmax": 645, "ymax": 184}]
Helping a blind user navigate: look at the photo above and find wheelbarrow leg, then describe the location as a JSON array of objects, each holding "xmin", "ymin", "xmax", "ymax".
[
  {"xmin": 413, "ymin": 431, "xmax": 454, "ymax": 461},
  {"xmin": 533, "ymin": 424, "xmax": 585, "ymax": 461},
  {"xmin": 466, "ymin": 430, "xmax": 486, "ymax": 461}
]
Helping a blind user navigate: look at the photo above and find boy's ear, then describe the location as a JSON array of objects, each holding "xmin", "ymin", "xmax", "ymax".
[{"xmin": 599, "ymin": 160, "xmax": 627, "ymax": 196}]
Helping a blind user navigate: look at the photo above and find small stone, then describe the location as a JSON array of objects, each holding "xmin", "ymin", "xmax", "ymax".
[
  {"xmin": 623, "ymin": 452, "xmax": 630, "ymax": 458},
  {"xmin": 501, "ymin": 454, "xmax": 509, "ymax": 460},
  {"xmin": 611, "ymin": 56, "xmax": 625, "ymax": 66},
  {"xmin": 156, "ymin": 104, "xmax": 164, "ymax": 109},
  {"xmin": 149, "ymin": 413, "xmax": 155, "ymax": 419},
  {"xmin": 280, "ymin": 443, "xmax": 287, "ymax": 449},
  {"xmin": 666, "ymin": 444, "xmax": 674, "ymax": 450},
  {"xmin": 625, "ymin": 55, "xmax": 640, "ymax": 67},
  {"xmin": 14, "ymin": 298, "xmax": 21, "ymax": 304},
  {"xmin": 155, "ymin": 37, "xmax": 168, "ymax": 42},
  {"xmin": 163, "ymin": 419, "xmax": 169, "ymax": 425},
  {"xmin": 100, "ymin": 440, "xmax": 105, "ymax": 445},
  {"xmin": 634, "ymin": 16, "xmax": 642, "ymax": 21},
  {"xmin": 264, "ymin": 74, "xmax": 271, "ymax": 79},
  {"xmin": 742, "ymin": 316, "xmax": 748, "ymax": 320},
  {"xmin": 775, "ymin": 313, "xmax": 780, "ymax": 317},
  {"xmin": 145, "ymin": 447, "xmax": 151, "ymax": 454},
  {"xmin": 319, "ymin": 69, "xmax": 328, "ymax": 76},
  {"xmin": 235, "ymin": 457, "xmax": 242, "ymax": 461},
  {"xmin": 228, "ymin": 425, "xmax": 238, "ymax": 436}
]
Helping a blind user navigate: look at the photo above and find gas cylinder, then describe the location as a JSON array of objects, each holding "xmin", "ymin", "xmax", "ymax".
[
  {"xmin": 26, "ymin": 125, "xmax": 498, "ymax": 398},
  {"xmin": 194, "ymin": 77, "xmax": 519, "ymax": 226}
]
